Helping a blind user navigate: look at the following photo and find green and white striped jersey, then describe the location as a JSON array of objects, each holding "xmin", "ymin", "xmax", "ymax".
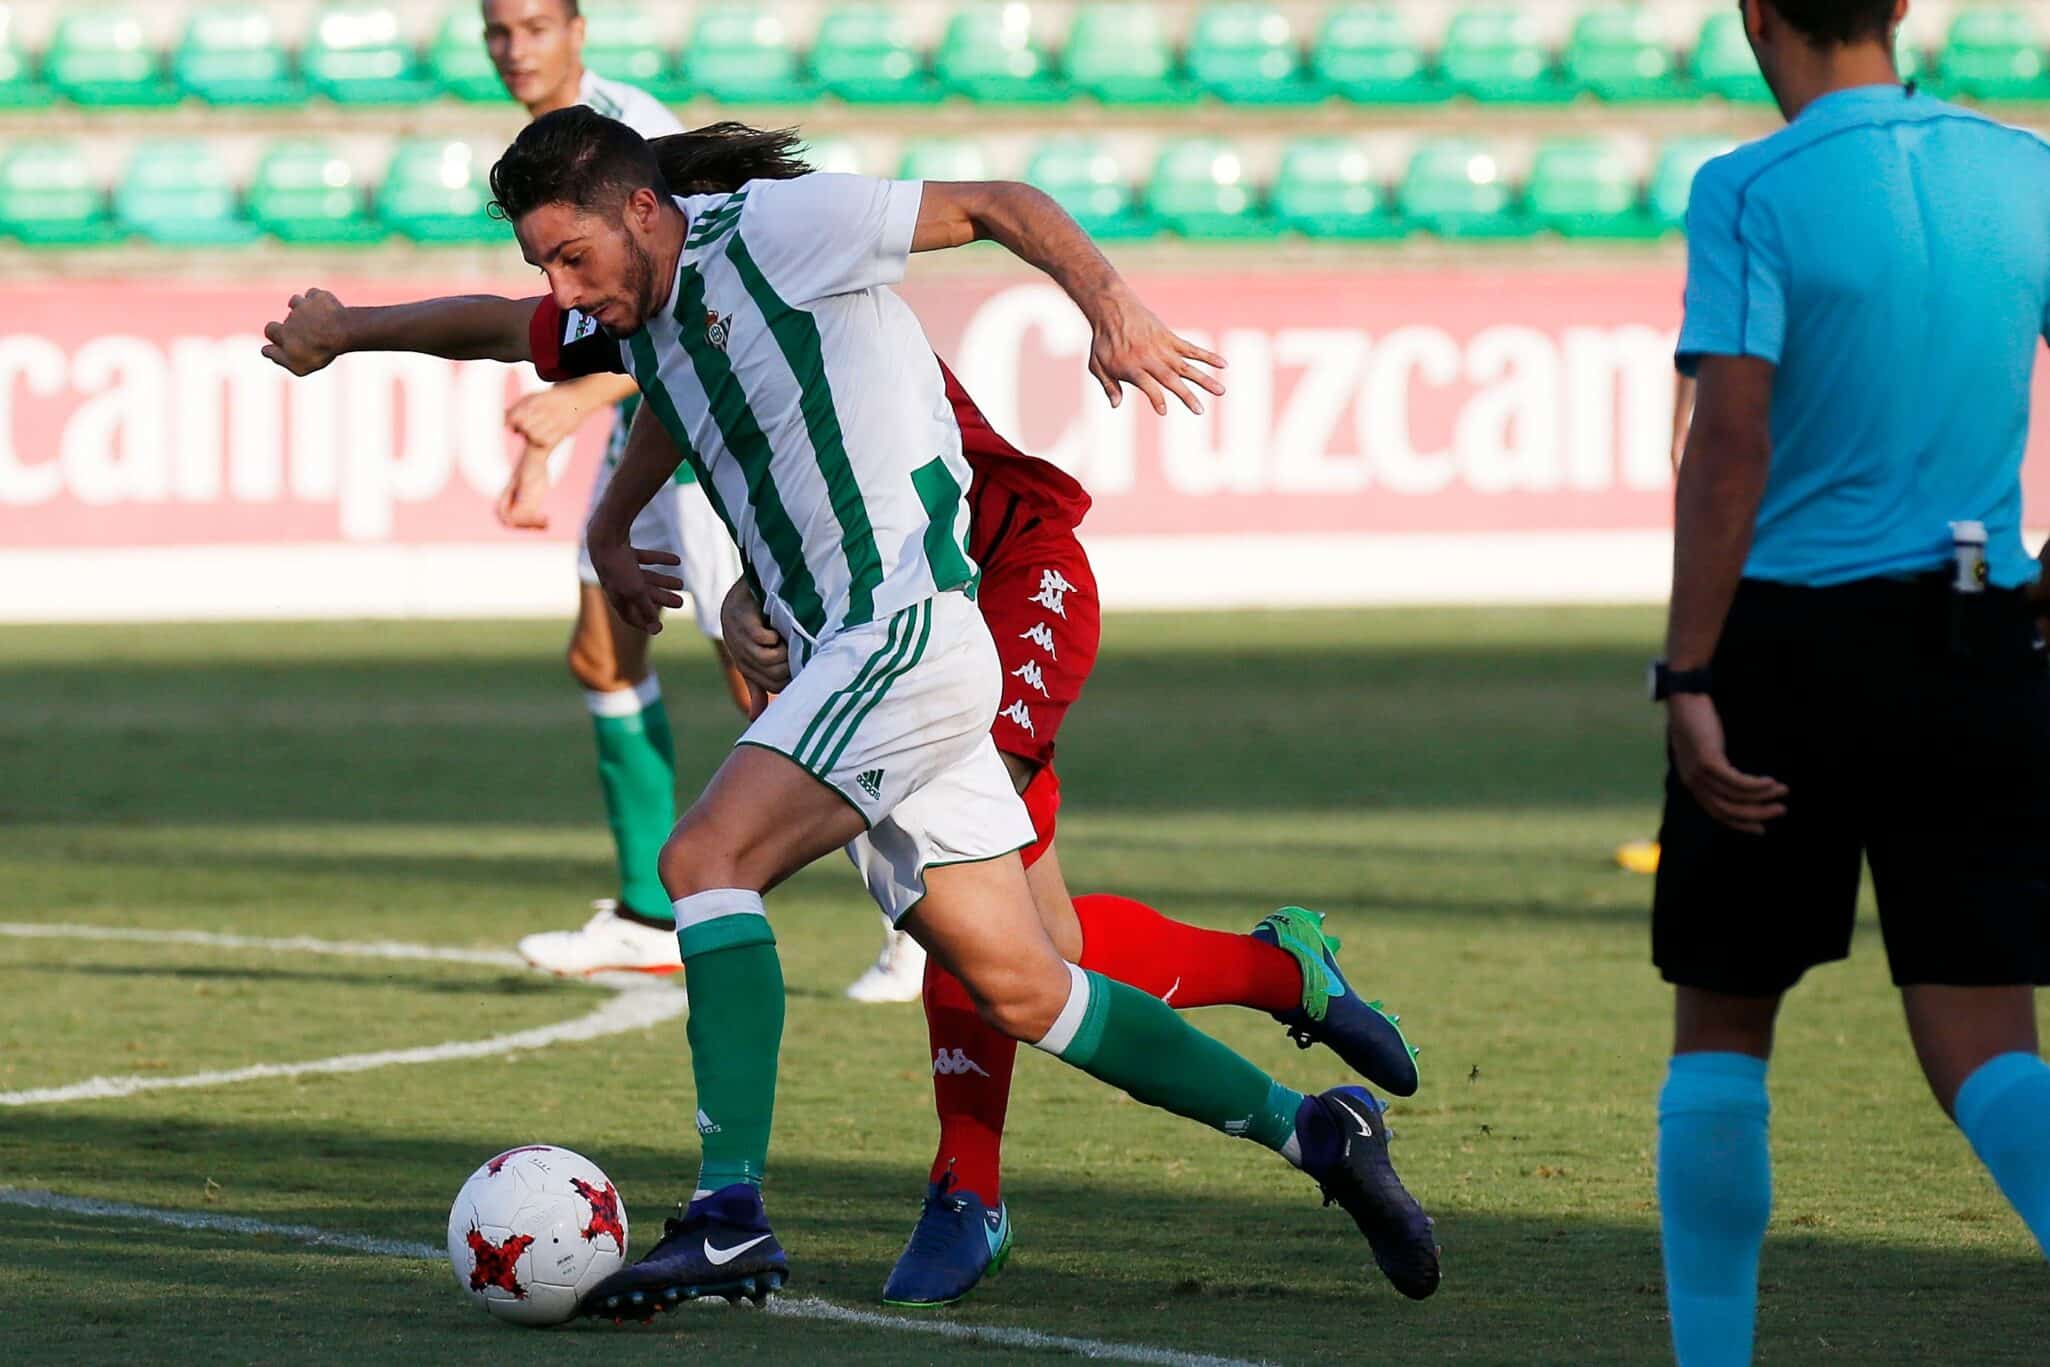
[{"xmin": 616, "ymin": 175, "xmax": 979, "ymax": 649}]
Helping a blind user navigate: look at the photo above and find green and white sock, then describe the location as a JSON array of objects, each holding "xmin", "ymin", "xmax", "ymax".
[
  {"xmin": 675, "ymin": 889, "xmax": 783, "ymax": 1194},
  {"xmin": 585, "ymin": 675, "xmax": 676, "ymax": 922},
  {"xmin": 1033, "ymin": 964, "xmax": 1302, "ymax": 1152}
]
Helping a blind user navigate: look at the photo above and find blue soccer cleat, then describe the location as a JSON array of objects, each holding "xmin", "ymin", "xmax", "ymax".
[
  {"xmin": 1254, "ymin": 906, "xmax": 1420, "ymax": 1096},
  {"xmin": 879, "ymin": 1169, "xmax": 1013, "ymax": 1308},
  {"xmin": 578, "ymin": 1183, "xmax": 788, "ymax": 1323},
  {"xmin": 1296, "ymin": 1086, "xmax": 1440, "ymax": 1300}
]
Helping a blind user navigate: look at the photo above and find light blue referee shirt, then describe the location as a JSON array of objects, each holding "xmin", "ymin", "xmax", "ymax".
[{"xmin": 1677, "ymin": 84, "xmax": 2050, "ymax": 590}]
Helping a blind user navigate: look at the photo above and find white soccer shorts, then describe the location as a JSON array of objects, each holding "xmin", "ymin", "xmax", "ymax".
[
  {"xmin": 738, "ymin": 589, "xmax": 1036, "ymax": 922},
  {"xmin": 577, "ymin": 448, "xmax": 743, "ymax": 643}
]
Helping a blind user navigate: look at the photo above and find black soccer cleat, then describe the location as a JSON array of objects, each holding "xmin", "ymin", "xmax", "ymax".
[
  {"xmin": 578, "ymin": 1183, "xmax": 788, "ymax": 1323},
  {"xmin": 1295, "ymin": 1086, "xmax": 1441, "ymax": 1300}
]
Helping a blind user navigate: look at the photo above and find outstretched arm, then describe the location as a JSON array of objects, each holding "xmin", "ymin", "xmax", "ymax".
[
  {"xmin": 261, "ymin": 287, "xmax": 541, "ymax": 375},
  {"xmin": 911, "ymin": 182, "xmax": 1224, "ymax": 416}
]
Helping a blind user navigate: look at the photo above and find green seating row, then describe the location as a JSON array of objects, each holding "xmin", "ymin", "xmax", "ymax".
[
  {"xmin": 0, "ymin": 134, "xmax": 1741, "ymax": 248},
  {"xmin": 4, "ymin": 3, "xmax": 2046, "ymax": 112}
]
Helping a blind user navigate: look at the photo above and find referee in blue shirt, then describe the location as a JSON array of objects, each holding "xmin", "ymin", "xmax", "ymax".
[{"xmin": 1653, "ymin": 2, "xmax": 2050, "ymax": 1362}]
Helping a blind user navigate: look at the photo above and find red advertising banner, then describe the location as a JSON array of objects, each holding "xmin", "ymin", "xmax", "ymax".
[{"xmin": 4, "ymin": 269, "xmax": 2048, "ymax": 553}]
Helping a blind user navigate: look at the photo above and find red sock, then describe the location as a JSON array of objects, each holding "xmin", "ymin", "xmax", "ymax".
[
  {"xmin": 1073, "ymin": 893, "xmax": 1303, "ymax": 1012},
  {"xmin": 921, "ymin": 957, "xmax": 1018, "ymax": 1205}
]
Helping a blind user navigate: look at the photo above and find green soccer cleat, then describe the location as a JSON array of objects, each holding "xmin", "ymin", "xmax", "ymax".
[{"xmin": 1254, "ymin": 906, "xmax": 1420, "ymax": 1096}]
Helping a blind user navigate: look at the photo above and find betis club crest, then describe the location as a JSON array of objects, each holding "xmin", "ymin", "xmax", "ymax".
[{"xmin": 705, "ymin": 310, "xmax": 732, "ymax": 352}]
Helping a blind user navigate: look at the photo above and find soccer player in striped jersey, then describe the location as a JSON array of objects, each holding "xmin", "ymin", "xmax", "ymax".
[
  {"xmin": 477, "ymin": 0, "xmax": 751, "ymax": 977},
  {"xmin": 259, "ymin": 107, "xmax": 1441, "ymax": 1317}
]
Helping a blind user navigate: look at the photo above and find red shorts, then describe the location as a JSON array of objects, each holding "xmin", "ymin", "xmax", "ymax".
[{"xmin": 975, "ymin": 507, "xmax": 1101, "ymax": 770}]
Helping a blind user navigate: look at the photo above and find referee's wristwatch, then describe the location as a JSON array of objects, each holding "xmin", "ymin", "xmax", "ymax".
[{"xmin": 1648, "ymin": 660, "xmax": 1713, "ymax": 702}]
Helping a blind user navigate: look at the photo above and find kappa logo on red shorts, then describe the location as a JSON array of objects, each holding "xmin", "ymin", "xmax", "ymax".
[
  {"xmin": 570, "ymin": 1176, "xmax": 626, "ymax": 1249},
  {"xmin": 1000, "ymin": 700, "xmax": 1036, "ymax": 735},
  {"xmin": 1018, "ymin": 622, "xmax": 1058, "ymax": 658},
  {"xmin": 1028, "ymin": 570, "xmax": 1076, "ymax": 618},
  {"xmin": 466, "ymin": 1226, "xmax": 534, "ymax": 1297},
  {"xmin": 1010, "ymin": 660, "xmax": 1051, "ymax": 697}
]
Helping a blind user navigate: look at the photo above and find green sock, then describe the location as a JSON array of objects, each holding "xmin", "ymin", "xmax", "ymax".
[
  {"xmin": 585, "ymin": 677, "xmax": 676, "ymax": 921},
  {"xmin": 1040, "ymin": 967, "xmax": 1302, "ymax": 1151},
  {"xmin": 676, "ymin": 894, "xmax": 783, "ymax": 1193}
]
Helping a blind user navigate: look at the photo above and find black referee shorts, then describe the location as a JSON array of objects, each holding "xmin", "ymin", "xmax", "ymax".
[{"xmin": 1654, "ymin": 576, "xmax": 2050, "ymax": 996}]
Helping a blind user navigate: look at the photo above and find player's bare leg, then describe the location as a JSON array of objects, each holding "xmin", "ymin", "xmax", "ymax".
[
  {"xmin": 518, "ymin": 585, "xmax": 683, "ymax": 976},
  {"xmin": 1902, "ymin": 985, "xmax": 2050, "ymax": 1258}
]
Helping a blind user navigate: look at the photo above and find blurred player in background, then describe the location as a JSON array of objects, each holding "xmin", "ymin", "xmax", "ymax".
[
  {"xmin": 1653, "ymin": 2, "xmax": 2050, "ymax": 1360},
  {"xmin": 473, "ymin": 0, "xmax": 752, "ymax": 978},
  {"xmin": 1614, "ymin": 372, "xmax": 1697, "ymax": 879}
]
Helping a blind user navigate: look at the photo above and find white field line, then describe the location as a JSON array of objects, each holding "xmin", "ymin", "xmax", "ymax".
[
  {"xmin": 0, "ymin": 1188, "xmax": 1262, "ymax": 1367},
  {"xmin": 0, "ymin": 922, "xmax": 687, "ymax": 1107}
]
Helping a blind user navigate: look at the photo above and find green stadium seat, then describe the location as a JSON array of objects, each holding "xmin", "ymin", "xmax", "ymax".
[
  {"xmin": 897, "ymin": 140, "xmax": 993, "ymax": 181},
  {"xmin": 46, "ymin": 12, "xmax": 181, "ymax": 107},
  {"xmin": 378, "ymin": 140, "xmax": 505, "ymax": 244},
  {"xmin": 0, "ymin": 142, "xmax": 119, "ymax": 246},
  {"xmin": 1939, "ymin": 9, "xmax": 2050, "ymax": 101},
  {"xmin": 304, "ymin": 5, "xmax": 436, "ymax": 105},
  {"xmin": 1526, "ymin": 139, "xmax": 1654, "ymax": 239},
  {"xmin": 1439, "ymin": 9, "xmax": 1571, "ymax": 103},
  {"xmin": 935, "ymin": 5, "xmax": 1062, "ymax": 103},
  {"xmin": 1187, "ymin": 4, "xmax": 1321, "ymax": 105},
  {"xmin": 249, "ymin": 141, "xmax": 387, "ymax": 245},
  {"xmin": 175, "ymin": 6, "xmax": 302, "ymax": 106},
  {"xmin": 811, "ymin": 6, "xmax": 939, "ymax": 104},
  {"xmin": 1061, "ymin": 4, "xmax": 1193, "ymax": 105},
  {"xmin": 1648, "ymin": 137, "xmax": 1733, "ymax": 232},
  {"xmin": 1691, "ymin": 11, "xmax": 1771, "ymax": 103},
  {"xmin": 585, "ymin": 5, "xmax": 684, "ymax": 100},
  {"xmin": 1148, "ymin": 138, "xmax": 1267, "ymax": 238},
  {"xmin": 0, "ymin": 7, "xmax": 54, "ymax": 109},
  {"xmin": 1397, "ymin": 139, "xmax": 1528, "ymax": 239},
  {"xmin": 115, "ymin": 141, "xmax": 262, "ymax": 247},
  {"xmin": 1026, "ymin": 140, "xmax": 1152, "ymax": 238},
  {"xmin": 1564, "ymin": 8, "xmax": 1683, "ymax": 103},
  {"xmin": 428, "ymin": 10, "xmax": 507, "ymax": 102},
  {"xmin": 1272, "ymin": 137, "xmax": 1400, "ymax": 238},
  {"xmin": 685, "ymin": 7, "xmax": 810, "ymax": 104},
  {"xmin": 1311, "ymin": 6, "xmax": 1442, "ymax": 104}
]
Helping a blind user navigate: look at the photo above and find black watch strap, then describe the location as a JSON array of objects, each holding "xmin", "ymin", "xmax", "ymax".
[{"xmin": 1649, "ymin": 660, "xmax": 1713, "ymax": 701}]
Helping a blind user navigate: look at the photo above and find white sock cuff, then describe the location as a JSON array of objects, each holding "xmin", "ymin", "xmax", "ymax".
[
  {"xmin": 583, "ymin": 687, "xmax": 642, "ymax": 719},
  {"xmin": 673, "ymin": 888, "xmax": 767, "ymax": 932},
  {"xmin": 633, "ymin": 673, "xmax": 662, "ymax": 708},
  {"xmin": 1031, "ymin": 961, "xmax": 1092, "ymax": 1057}
]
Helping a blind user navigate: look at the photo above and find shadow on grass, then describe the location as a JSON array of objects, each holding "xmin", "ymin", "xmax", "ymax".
[
  {"xmin": 1, "ymin": 1109, "xmax": 2043, "ymax": 1365},
  {"xmin": 4, "ymin": 960, "xmax": 562, "ymax": 997}
]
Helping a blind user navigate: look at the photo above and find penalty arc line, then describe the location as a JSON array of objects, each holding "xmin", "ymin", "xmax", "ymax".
[
  {"xmin": 0, "ymin": 921, "xmax": 688, "ymax": 1108},
  {"xmin": 0, "ymin": 1188, "xmax": 1264, "ymax": 1367}
]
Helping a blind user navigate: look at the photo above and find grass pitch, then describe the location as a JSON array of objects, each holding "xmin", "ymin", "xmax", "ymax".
[{"xmin": 1, "ymin": 609, "xmax": 2044, "ymax": 1365}]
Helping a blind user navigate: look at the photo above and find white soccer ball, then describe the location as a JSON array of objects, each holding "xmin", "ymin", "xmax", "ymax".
[{"xmin": 447, "ymin": 1144, "xmax": 629, "ymax": 1326}]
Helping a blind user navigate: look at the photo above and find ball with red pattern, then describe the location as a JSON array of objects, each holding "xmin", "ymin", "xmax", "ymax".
[{"xmin": 446, "ymin": 1144, "xmax": 629, "ymax": 1326}]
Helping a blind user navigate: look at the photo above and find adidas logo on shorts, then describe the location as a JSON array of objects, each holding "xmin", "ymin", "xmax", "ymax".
[{"xmin": 856, "ymin": 769, "xmax": 885, "ymax": 799}]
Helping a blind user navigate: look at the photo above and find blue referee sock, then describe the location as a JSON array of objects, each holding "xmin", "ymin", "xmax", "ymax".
[
  {"xmin": 1658, "ymin": 1052, "xmax": 1771, "ymax": 1367},
  {"xmin": 1955, "ymin": 1051, "xmax": 2050, "ymax": 1258}
]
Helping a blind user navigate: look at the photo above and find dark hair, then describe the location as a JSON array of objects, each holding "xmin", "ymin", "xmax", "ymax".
[
  {"xmin": 1766, "ymin": 0, "xmax": 1896, "ymax": 47},
  {"xmin": 488, "ymin": 105, "xmax": 664, "ymax": 223},
  {"xmin": 650, "ymin": 123, "xmax": 812, "ymax": 195}
]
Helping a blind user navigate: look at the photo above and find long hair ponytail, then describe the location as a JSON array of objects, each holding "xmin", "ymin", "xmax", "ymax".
[{"xmin": 649, "ymin": 123, "xmax": 813, "ymax": 195}]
